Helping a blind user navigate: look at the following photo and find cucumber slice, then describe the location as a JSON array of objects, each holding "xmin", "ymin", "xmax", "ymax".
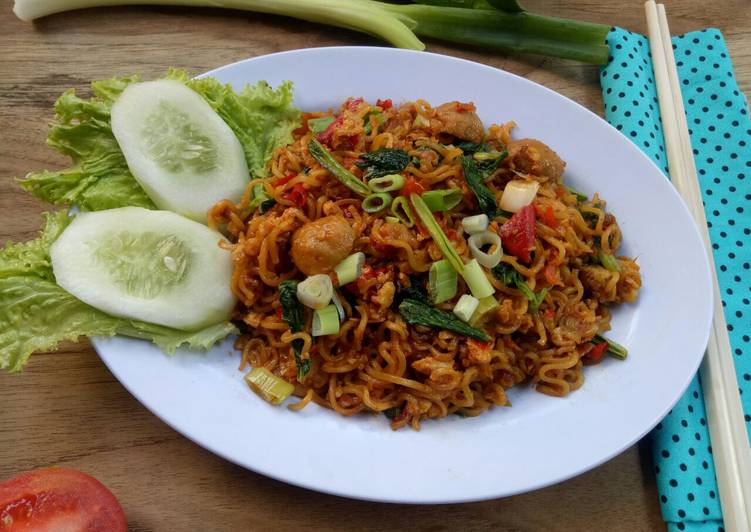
[
  {"xmin": 111, "ymin": 80, "xmax": 249, "ymax": 222},
  {"xmin": 50, "ymin": 207, "xmax": 236, "ymax": 331}
]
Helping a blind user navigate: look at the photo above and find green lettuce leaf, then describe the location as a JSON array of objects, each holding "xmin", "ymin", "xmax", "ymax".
[
  {"xmin": 0, "ymin": 212, "xmax": 237, "ymax": 372},
  {"xmin": 18, "ymin": 70, "xmax": 300, "ymax": 211}
]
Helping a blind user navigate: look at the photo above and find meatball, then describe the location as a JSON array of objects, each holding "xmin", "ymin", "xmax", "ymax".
[
  {"xmin": 506, "ymin": 139, "xmax": 566, "ymax": 181},
  {"xmin": 290, "ymin": 215, "xmax": 355, "ymax": 275},
  {"xmin": 435, "ymin": 102, "xmax": 485, "ymax": 143}
]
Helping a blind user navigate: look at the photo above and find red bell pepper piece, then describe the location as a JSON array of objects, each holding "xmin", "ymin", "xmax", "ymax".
[{"xmin": 499, "ymin": 204, "xmax": 536, "ymax": 264}]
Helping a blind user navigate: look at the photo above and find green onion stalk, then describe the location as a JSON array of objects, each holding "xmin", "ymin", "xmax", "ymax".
[{"xmin": 14, "ymin": 0, "xmax": 611, "ymax": 64}]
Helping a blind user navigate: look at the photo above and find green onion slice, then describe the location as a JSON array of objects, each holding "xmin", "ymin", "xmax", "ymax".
[
  {"xmin": 245, "ymin": 367, "xmax": 294, "ymax": 405},
  {"xmin": 296, "ymin": 274, "xmax": 333, "ymax": 309},
  {"xmin": 593, "ymin": 334, "xmax": 628, "ymax": 360},
  {"xmin": 362, "ymin": 192, "xmax": 393, "ymax": 213},
  {"xmin": 410, "ymin": 193, "xmax": 464, "ymax": 274},
  {"xmin": 308, "ymin": 116, "xmax": 335, "ymax": 134},
  {"xmin": 597, "ymin": 249, "xmax": 621, "ymax": 272},
  {"xmin": 308, "ymin": 139, "xmax": 371, "ymax": 197},
  {"xmin": 468, "ymin": 231, "xmax": 503, "ymax": 268},
  {"xmin": 421, "ymin": 188, "xmax": 463, "ymax": 212},
  {"xmin": 469, "ymin": 295, "xmax": 500, "ymax": 327},
  {"xmin": 453, "ymin": 294, "xmax": 479, "ymax": 323},
  {"xmin": 391, "ymin": 196, "xmax": 416, "ymax": 227},
  {"xmin": 368, "ymin": 174, "xmax": 405, "ymax": 193},
  {"xmin": 334, "ymin": 252, "xmax": 365, "ymax": 286},
  {"xmin": 312, "ymin": 304, "xmax": 341, "ymax": 336},
  {"xmin": 429, "ymin": 259, "xmax": 458, "ymax": 304},
  {"xmin": 462, "ymin": 214, "xmax": 489, "ymax": 234},
  {"xmin": 385, "ymin": 216, "xmax": 401, "ymax": 224},
  {"xmin": 463, "ymin": 258, "xmax": 495, "ymax": 299}
]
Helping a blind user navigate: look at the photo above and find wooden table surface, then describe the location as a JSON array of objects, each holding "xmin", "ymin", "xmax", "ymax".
[{"xmin": 1, "ymin": 1, "xmax": 749, "ymax": 530}]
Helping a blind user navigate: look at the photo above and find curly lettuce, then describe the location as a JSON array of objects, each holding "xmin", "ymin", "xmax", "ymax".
[
  {"xmin": 18, "ymin": 70, "xmax": 300, "ymax": 211},
  {"xmin": 0, "ymin": 211, "xmax": 236, "ymax": 372}
]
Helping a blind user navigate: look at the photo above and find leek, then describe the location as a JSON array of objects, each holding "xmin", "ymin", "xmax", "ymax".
[
  {"xmin": 245, "ymin": 367, "xmax": 295, "ymax": 405},
  {"xmin": 334, "ymin": 252, "xmax": 365, "ymax": 286},
  {"xmin": 453, "ymin": 294, "xmax": 479, "ymax": 322},
  {"xmin": 368, "ymin": 174, "xmax": 405, "ymax": 193},
  {"xmin": 593, "ymin": 334, "xmax": 628, "ymax": 360},
  {"xmin": 362, "ymin": 192, "xmax": 393, "ymax": 213},
  {"xmin": 462, "ymin": 258, "xmax": 495, "ymax": 299},
  {"xmin": 312, "ymin": 304, "xmax": 341, "ymax": 336},
  {"xmin": 410, "ymin": 193, "xmax": 464, "ymax": 274},
  {"xmin": 391, "ymin": 196, "xmax": 416, "ymax": 228},
  {"xmin": 14, "ymin": 1, "xmax": 612, "ymax": 64},
  {"xmin": 421, "ymin": 188, "xmax": 463, "ymax": 212},
  {"xmin": 461, "ymin": 214, "xmax": 489, "ymax": 234},
  {"xmin": 309, "ymin": 139, "xmax": 371, "ymax": 197},
  {"xmin": 597, "ymin": 249, "xmax": 621, "ymax": 272},
  {"xmin": 469, "ymin": 295, "xmax": 499, "ymax": 326},
  {"xmin": 468, "ymin": 230, "xmax": 502, "ymax": 268},
  {"xmin": 429, "ymin": 259, "xmax": 458, "ymax": 304},
  {"xmin": 296, "ymin": 274, "xmax": 333, "ymax": 309}
]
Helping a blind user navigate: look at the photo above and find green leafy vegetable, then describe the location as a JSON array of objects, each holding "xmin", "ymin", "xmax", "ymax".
[
  {"xmin": 460, "ymin": 155, "xmax": 500, "ymax": 217},
  {"xmin": 456, "ymin": 141, "xmax": 490, "ymax": 154},
  {"xmin": 592, "ymin": 334, "xmax": 628, "ymax": 360},
  {"xmin": 398, "ymin": 298, "xmax": 490, "ymax": 341},
  {"xmin": 396, "ymin": 275, "xmax": 430, "ymax": 305},
  {"xmin": 247, "ymin": 184, "xmax": 276, "ymax": 215},
  {"xmin": 0, "ymin": 211, "xmax": 236, "ymax": 372},
  {"xmin": 278, "ymin": 280, "xmax": 310, "ymax": 379},
  {"xmin": 491, "ymin": 263, "xmax": 547, "ymax": 312},
  {"xmin": 19, "ymin": 70, "xmax": 300, "ymax": 211},
  {"xmin": 383, "ymin": 405, "xmax": 403, "ymax": 420},
  {"xmin": 355, "ymin": 148, "xmax": 410, "ymax": 179},
  {"xmin": 308, "ymin": 139, "xmax": 371, "ymax": 197},
  {"xmin": 597, "ymin": 249, "xmax": 621, "ymax": 272},
  {"xmin": 566, "ymin": 186, "xmax": 589, "ymax": 203}
]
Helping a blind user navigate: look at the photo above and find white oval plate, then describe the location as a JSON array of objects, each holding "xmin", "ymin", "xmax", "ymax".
[{"xmin": 94, "ymin": 47, "xmax": 713, "ymax": 504}]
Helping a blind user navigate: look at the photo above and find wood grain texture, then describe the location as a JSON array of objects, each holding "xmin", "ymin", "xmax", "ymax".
[{"xmin": 1, "ymin": 1, "xmax": 748, "ymax": 530}]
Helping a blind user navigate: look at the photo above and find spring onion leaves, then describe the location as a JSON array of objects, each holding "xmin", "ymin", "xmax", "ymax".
[
  {"xmin": 309, "ymin": 139, "xmax": 371, "ymax": 197},
  {"xmin": 398, "ymin": 298, "xmax": 490, "ymax": 341},
  {"xmin": 593, "ymin": 334, "xmax": 628, "ymax": 360},
  {"xmin": 278, "ymin": 280, "xmax": 311, "ymax": 379},
  {"xmin": 19, "ymin": 70, "xmax": 300, "ymax": 212},
  {"xmin": 460, "ymin": 155, "xmax": 500, "ymax": 217}
]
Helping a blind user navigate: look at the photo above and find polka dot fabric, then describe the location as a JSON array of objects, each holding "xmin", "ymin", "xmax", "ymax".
[{"xmin": 601, "ymin": 27, "xmax": 750, "ymax": 532}]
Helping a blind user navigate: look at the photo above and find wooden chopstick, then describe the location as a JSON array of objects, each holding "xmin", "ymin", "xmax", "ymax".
[{"xmin": 645, "ymin": 3, "xmax": 751, "ymax": 530}]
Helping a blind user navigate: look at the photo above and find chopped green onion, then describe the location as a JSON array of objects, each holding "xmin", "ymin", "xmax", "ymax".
[
  {"xmin": 385, "ymin": 216, "xmax": 401, "ymax": 224},
  {"xmin": 597, "ymin": 249, "xmax": 621, "ymax": 272},
  {"xmin": 334, "ymin": 252, "xmax": 365, "ymax": 286},
  {"xmin": 421, "ymin": 188, "xmax": 463, "ymax": 212},
  {"xmin": 391, "ymin": 196, "xmax": 416, "ymax": 227},
  {"xmin": 473, "ymin": 151, "xmax": 503, "ymax": 162},
  {"xmin": 331, "ymin": 290, "xmax": 346, "ymax": 320},
  {"xmin": 368, "ymin": 174, "xmax": 405, "ymax": 193},
  {"xmin": 453, "ymin": 294, "xmax": 479, "ymax": 322},
  {"xmin": 593, "ymin": 334, "xmax": 628, "ymax": 360},
  {"xmin": 468, "ymin": 231, "xmax": 503, "ymax": 268},
  {"xmin": 364, "ymin": 111, "xmax": 387, "ymax": 135},
  {"xmin": 312, "ymin": 304, "xmax": 341, "ymax": 336},
  {"xmin": 429, "ymin": 259, "xmax": 458, "ymax": 304},
  {"xmin": 362, "ymin": 192, "xmax": 393, "ymax": 213},
  {"xmin": 462, "ymin": 258, "xmax": 495, "ymax": 299},
  {"xmin": 308, "ymin": 116, "xmax": 335, "ymax": 134},
  {"xmin": 529, "ymin": 287, "xmax": 548, "ymax": 313},
  {"xmin": 245, "ymin": 367, "xmax": 294, "ymax": 405},
  {"xmin": 308, "ymin": 139, "xmax": 371, "ymax": 197},
  {"xmin": 410, "ymin": 193, "xmax": 464, "ymax": 274},
  {"xmin": 499, "ymin": 180, "xmax": 540, "ymax": 213},
  {"xmin": 469, "ymin": 295, "xmax": 500, "ymax": 327},
  {"xmin": 566, "ymin": 186, "xmax": 588, "ymax": 203},
  {"xmin": 413, "ymin": 114, "xmax": 430, "ymax": 128},
  {"xmin": 462, "ymin": 213, "xmax": 489, "ymax": 234},
  {"xmin": 296, "ymin": 274, "xmax": 333, "ymax": 309},
  {"xmin": 398, "ymin": 298, "xmax": 490, "ymax": 341}
]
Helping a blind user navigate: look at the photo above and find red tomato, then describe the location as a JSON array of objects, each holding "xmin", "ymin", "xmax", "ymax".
[
  {"xmin": 499, "ymin": 204, "xmax": 536, "ymax": 264},
  {"xmin": 401, "ymin": 178, "xmax": 426, "ymax": 197},
  {"xmin": 0, "ymin": 467, "xmax": 126, "ymax": 532},
  {"xmin": 536, "ymin": 204, "xmax": 558, "ymax": 228},
  {"xmin": 584, "ymin": 342, "xmax": 608, "ymax": 363},
  {"xmin": 282, "ymin": 184, "xmax": 307, "ymax": 208},
  {"xmin": 376, "ymin": 98, "xmax": 393, "ymax": 109},
  {"xmin": 316, "ymin": 115, "xmax": 344, "ymax": 146}
]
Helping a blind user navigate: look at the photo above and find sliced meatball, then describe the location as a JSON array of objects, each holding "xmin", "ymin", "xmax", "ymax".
[
  {"xmin": 290, "ymin": 215, "xmax": 355, "ymax": 275},
  {"xmin": 434, "ymin": 101, "xmax": 484, "ymax": 143},
  {"xmin": 506, "ymin": 138, "xmax": 566, "ymax": 181}
]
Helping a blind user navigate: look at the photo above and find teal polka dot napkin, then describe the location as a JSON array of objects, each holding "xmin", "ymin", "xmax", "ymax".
[{"xmin": 600, "ymin": 27, "xmax": 750, "ymax": 532}]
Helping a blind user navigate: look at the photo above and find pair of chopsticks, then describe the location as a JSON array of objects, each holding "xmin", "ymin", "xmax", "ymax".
[{"xmin": 645, "ymin": 2, "xmax": 751, "ymax": 530}]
